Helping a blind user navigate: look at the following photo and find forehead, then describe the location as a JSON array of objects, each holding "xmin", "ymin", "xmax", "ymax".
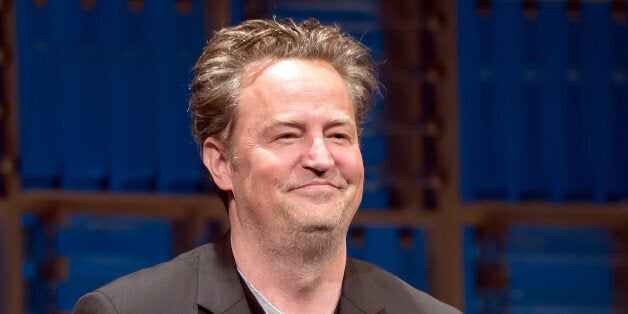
[{"xmin": 237, "ymin": 58, "xmax": 355, "ymax": 119}]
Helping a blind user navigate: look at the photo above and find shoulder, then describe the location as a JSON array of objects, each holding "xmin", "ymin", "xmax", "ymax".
[
  {"xmin": 346, "ymin": 258, "xmax": 462, "ymax": 314},
  {"xmin": 73, "ymin": 244, "xmax": 212, "ymax": 314}
]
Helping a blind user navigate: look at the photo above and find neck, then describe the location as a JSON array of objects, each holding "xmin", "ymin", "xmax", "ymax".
[{"xmin": 230, "ymin": 221, "xmax": 347, "ymax": 314}]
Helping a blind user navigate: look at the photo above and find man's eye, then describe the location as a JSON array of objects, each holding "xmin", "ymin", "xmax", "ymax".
[
  {"xmin": 276, "ymin": 133, "xmax": 297, "ymax": 140},
  {"xmin": 331, "ymin": 133, "xmax": 350, "ymax": 140}
]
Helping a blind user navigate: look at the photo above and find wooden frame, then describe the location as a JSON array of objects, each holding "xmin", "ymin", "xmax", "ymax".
[{"xmin": 2, "ymin": 1, "xmax": 627, "ymax": 313}]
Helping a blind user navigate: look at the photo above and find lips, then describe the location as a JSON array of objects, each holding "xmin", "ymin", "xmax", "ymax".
[
  {"xmin": 292, "ymin": 182, "xmax": 335, "ymax": 191},
  {"xmin": 288, "ymin": 179, "xmax": 346, "ymax": 191}
]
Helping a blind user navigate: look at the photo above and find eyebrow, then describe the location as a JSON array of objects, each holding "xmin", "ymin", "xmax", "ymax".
[
  {"xmin": 267, "ymin": 116, "xmax": 355, "ymax": 129},
  {"xmin": 267, "ymin": 118, "xmax": 303, "ymax": 128},
  {"xmin": 328, "ymin": 116, "xmax": 354, "ymax": 127}
]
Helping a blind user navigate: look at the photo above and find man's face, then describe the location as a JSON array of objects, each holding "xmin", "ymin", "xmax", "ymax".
[{"xmin": 228, "ymin": 59, "xmax": 364, "ymax": 242}]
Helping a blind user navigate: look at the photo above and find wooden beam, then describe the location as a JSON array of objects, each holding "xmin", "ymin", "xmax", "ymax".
[
  {"xmin": 460, "ymin": 201, "xmax": 628, "ymax": 227},
  {"xmin": 352, "ymin": 207, "xmax": 439, "ymax": 227},
  {"xmin": 0, "ymin": 203, "xmax": 24, "ymax": 314},
  {"xmin": 1, "ymin": 1, "xmax": 24, "ymax": 313},
  {"xmin": 7, "ymin": 190, "xmax": 228, "ymax": 222},
  {"xmin": 204, "ymin": 0, "xmax": 231, "ymax": 36},
  {"xmin": 428, "ymin": 0, "xmax": 465, "ymax": 309},
  {"xmin": 1, "ymin": 0, "xmax": 19, "ymax": 196}
]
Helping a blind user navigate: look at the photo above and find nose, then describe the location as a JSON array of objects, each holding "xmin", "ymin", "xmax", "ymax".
[{"xmin": 302, "ymin": 137, "xmax": 334, "ymax": 172}]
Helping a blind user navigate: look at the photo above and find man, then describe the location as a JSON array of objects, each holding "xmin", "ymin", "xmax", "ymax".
[{"xmin": 74, "ymin": 19, "xmax": 461, "ymax": 313}]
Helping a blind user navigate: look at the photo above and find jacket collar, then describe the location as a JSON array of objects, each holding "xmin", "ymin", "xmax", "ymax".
[
  {"xmin": 196, "ymin": 235, "xmax": 251, "ymax": 313},
  {"xmin": 194, "ymin": 236, "xmax": 386, "ymax": 313},
  {"xmin": 338, "ymin": 258, "xmax": 388, "ymax": 313}
]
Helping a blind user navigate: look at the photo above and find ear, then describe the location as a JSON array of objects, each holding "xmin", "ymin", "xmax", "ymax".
[{"xmin": 202, "ymin": 137, "xmax": 234, "ymax": 192}]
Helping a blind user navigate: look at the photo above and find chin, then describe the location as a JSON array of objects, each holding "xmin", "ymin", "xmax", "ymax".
[
  {"xmin": 293, "ymin": 213, "xmax": 353, "ymax": 236},
  {"xmin": 294, "ymin": 210, "xmax": 344, "ymax": 228},
  {"xmin": 298, "ymin": 222, "xmax": 337, "ymax": 233},
  {"xmin": 278, "ymin": 199, "xmax": 352, "ymax": 232}
]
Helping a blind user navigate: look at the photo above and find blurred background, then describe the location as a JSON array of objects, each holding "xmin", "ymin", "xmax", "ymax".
[{"xmin": 0, "ymin": 0, "xmax": 627, "ymax": 313}]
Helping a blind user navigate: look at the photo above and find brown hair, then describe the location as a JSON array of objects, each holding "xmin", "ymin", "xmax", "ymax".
[{"xmin": 189, "ymin": 18, "xmax": 379, "ymax": 158}]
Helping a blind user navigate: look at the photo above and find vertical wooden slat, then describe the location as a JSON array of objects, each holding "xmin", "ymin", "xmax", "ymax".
[
  {"xmin": 381, "ymin": 0, "xmax": 464, "ymax": 308},
  {"xmin": 428, "ymin": 0, "xmax": 465, "ymax": 308},
  {"xmin": 0, "ymin": 205, "xmax": 24, "ymax": 314},
  {"xmin": 1, "ymin": 0, "xmax": 19, "ymax": 196},
  {"xmin": 612, "ymin": 228, "xmax": 628, "ymax": 312},
  {"xmin": 381, "ymin": 0, "xmax": 425, "ymax": 209},
  {"xmin": 203, "ymin": 0, "xmax": 231, "ymax": 37},
  {"xmin": 382, "ymin": 0, "xmax": 463, "ymax": 308},
  {"xmin": 1, "ymin": 1, "xmax": 24, "ymax": 313},
  {"xmin": 1, "ymin": 1, "xmax": 624, "ymax": 313}
]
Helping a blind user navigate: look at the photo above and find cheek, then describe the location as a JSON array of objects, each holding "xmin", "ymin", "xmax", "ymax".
[
  {"xmin": 246, "ymin": 148, "xmax": 297, "ymax": 183},
  {"xmin": 332, "ymin": 147, "xmax": 364, "ymax": 178}
]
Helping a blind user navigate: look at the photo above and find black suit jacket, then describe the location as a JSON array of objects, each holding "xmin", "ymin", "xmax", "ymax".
[{"xmin": 73, "ymin": 237, "xmax": 461, "ymax": 313}]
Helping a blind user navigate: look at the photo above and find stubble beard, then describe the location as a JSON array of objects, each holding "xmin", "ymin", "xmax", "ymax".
[{"xmin": 260, "ymin": 194, "xmax": 353, "ymax": 264}]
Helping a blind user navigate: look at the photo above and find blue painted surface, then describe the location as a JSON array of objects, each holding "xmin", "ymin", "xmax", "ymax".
[
  {"xmin": 466, "ymin": 224, "xmax": 613, "ymax": 314},
  {"xmin": 347, "ymin": 226, "xmax": 427, "ymax": 291},
  {"xmin": 507, "ymin": 226, "xmax": 612, "ymax": 312},
  {"xmin": 54, "ymin": 214, "xmax": 173, "ymax": 310},
  {"xmin": 458, "ymin": 0, "xmax": 628, "ymax": 202},
  {"xmin": 16, "ymin": 2, "xmax": 207, "ymax": 193},
  {"xmin": 58, "ymin": 2, "xmax": 110, "ymax": 190},
  {"xmin": 20, "ymin": 214, "xmax": 48, "ymax": 313},
  {"xmin": 20, "ymin": 213, "xmax": 173, "ymax": 312},
  {"xmin": 153, "ymin": 0, "xmax": 207, "ymax": 193},
  {"xmin": 16, "ymin": 1, "xmax": 64, "ymax": 189}
]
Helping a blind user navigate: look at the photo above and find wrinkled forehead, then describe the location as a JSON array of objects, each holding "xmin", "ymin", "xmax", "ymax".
[{"xmin": 237, "ymin": 58, "xmax": 354, "ymax": 116}]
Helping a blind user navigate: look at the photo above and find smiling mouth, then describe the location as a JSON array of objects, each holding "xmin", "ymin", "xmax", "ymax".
[
  {"xmin": 290, "ymin": 184, "xmax": 340, "ymax": 203},
  {"xmin": 292, "ymin": 183, "xmax": 337, "ymax": 192},
  {"xmin": 287, "ymin": 177, "xmax": 348, "ymax": 193},
  {"xmin": 290, "ymin": 178, "xmax": 343, "ymax": 189}
]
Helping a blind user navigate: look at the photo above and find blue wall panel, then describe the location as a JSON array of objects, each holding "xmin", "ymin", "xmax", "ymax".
[
  {"xmin": 458, "ymin": 0, "xmax": 509, "ymax": 200},
  {"xmin": 507, "ymin": 226, "xmax": 612, "ymax": 313},
  {"xmin": 59, "ymin": 2, "xmax": 109, "ymax": 190},
  {"xmin": 17, "ymin": 2, "xmax": 208, "ymax": 194},
  {"xmin": 54, "ymin": 214, "xmax": 172, "ymax": 311},
  {"xmin": 562, "ymin": 5, "xmax": 595, "ymax": 200},
  {"xmin": 518, "ymin": 3, "xmax": 552, "ymax": 200},
  {"xmin": 20, "ymin": 213, "xmax": 173, "ymax": 312},
  {"xmin": 492, "ymin": 1, "xmax": 526, "ymax": 200},
  {"xmin": 581, "ymin": 3, "xmax": 615, "ymax": 202},
  {"xmin": 399, "ymin": 228, "xmax": 427, "ymax": 291},
  {"xmin": 21, "ymin": 214, "xmax": 48, "ymax": 313},
  {"xmin": 608, "ymin": 8, "xmax": 628, "ymax": 201},
  {"xmin": 361, "ymin": 167, "xmax": 389, "ymax": 209},
  {"xmin": 462, "ymin": 227, "xmax": 480, "ymax": 314},
  {"xmin": 16, "ymin": 2, "xmax": 63, "ymax": 189},
  {"xmin": 466, "ymin": 225, "xmax": 613, "ymax": 314},
  {"xmin": 347, "ymin": 226, "xmax": 427, "ymax": 291},
  {"xmin": 107, "ymin": 3, "xmax": 158, "ymax": 192},
  {"xmin": 537, "ymin": 1, "xmax": 569, "ymax": 202},
  {"xmin": 230, "ymin": 0, "xmax": 245, "ymax": 24},
  {"xmin": 152, "ymin": 1, "xmax": 207, "ymax": 193},
  {"xmin": 458, "ymin": 0, "xmax": 628, "ymax": 202},
  {"xmin": 457, "ymin": 0, "xmax": 479, "ymax": 201}
]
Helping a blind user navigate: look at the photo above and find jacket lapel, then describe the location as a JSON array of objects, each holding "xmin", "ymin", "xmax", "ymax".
[
  {"xmin": 194, "ymin": 240, "xmax": 385, "ymax": 313},
  {"xmin": 338, "ymin": 258, "xmax": 387, "ymax": 313},
  {"xmin": 196, "ymin": 235, "xmax": 252, "ymax": 313}
]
